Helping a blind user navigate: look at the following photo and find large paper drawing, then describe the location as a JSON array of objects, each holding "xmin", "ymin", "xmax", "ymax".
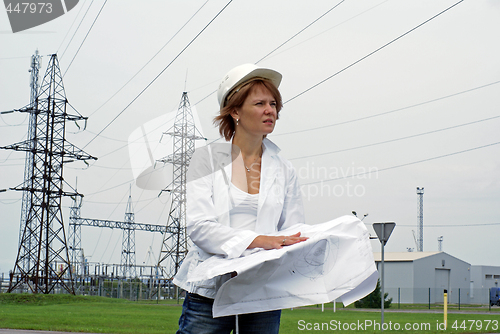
[{"xmin": 187, "ymin": 215, "xmax": 378, "ymax": 317}]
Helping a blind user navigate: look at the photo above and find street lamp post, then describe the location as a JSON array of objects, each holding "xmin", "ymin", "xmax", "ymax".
[
  {"xmin": 352, "ymin": 211, "xmax": 369, "ymax": 221},
  {"xmin": 373, "ymin": 222, "xmax": 396, "ymax": 328}
]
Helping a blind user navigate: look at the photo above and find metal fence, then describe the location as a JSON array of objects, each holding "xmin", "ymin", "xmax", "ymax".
[
  {"xmin": 384, "ymin": 287, "xmax": 496, "ymax": 307},
  {"xmin": 71, "ymin": 278, "xmax": 177, "ymax": 300},
  {"xmin": 1, "ymin": 268, "xmax": 179, "ymax": 301},
  {"xmin": 0, "ymin": 272, "xmax": 497, "ymax": 308},
  {"xmin": 1, "ymin": 274, "xmax": 178, "ymax": 300}
]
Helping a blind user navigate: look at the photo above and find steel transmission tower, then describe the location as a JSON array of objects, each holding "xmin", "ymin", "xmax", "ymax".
[
  {"xmin": 121, "ymin": 191, "xmax": 137, "ymax": 278},
  {"xmin": 416, "ymin": 187, "xmax": 424, "ymax": 252},
  {"xmin": 69, "ymin": 194, "xmax": 84, "ymax": 278},
  {"xmin": 15, "ymin": 50, "xmax": 42, "ymax": 273},
  {"xmin": 157, "ymin": 92, "xmax": 205, "ymax": 279},
  {"xmin": 2, "ymin": 54, "xmax": 96, "ymax": 294}
]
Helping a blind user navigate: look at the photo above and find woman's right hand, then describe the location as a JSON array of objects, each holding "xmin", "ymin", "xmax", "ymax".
[{"xmin": 248, "ymin": 232, "xmax": 308, "ymax": 250}]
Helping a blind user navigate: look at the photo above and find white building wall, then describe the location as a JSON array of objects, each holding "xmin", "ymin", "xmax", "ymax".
[
  {"xmin": 471, "ymin": 265, "xmax": 500, "ymax": 288},
  {"xmin": 376, "ymin": 261, "xmax": 414, "ymax": 303},
  {"xmin": 470, "ymin": 265, "xmax": 500, "ymax": 304},
  {"xmin": 414, "ymin": 252, "xmax": 470, "ymax": 304},
  {"xmin": 375, "ymin": 252, "xmax": 470, "ymax": 304}
]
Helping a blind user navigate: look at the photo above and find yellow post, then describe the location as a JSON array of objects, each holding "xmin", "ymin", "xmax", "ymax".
[{"xmin": 443, "ymin": 289, "xmax": 448, "ymax": 329}]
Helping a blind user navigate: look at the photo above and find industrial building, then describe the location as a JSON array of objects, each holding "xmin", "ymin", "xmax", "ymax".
[
  {"xmin": 470, "ymin": 265, "xmax": 500, "ymax": 304},
  {"xmin": 373, "ymin": 251, "xmax": 471, "ymax": 304}
]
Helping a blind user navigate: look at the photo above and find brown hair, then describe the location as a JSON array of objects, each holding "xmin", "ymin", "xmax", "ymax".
[{"xmin": 213, "ymin": 79, "xmax": 283, "ymax": 141}]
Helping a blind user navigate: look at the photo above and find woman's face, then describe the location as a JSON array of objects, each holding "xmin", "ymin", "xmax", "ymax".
[{"xmin": 233, "ymin": 84, "xmax": 278, "ymax": 138}]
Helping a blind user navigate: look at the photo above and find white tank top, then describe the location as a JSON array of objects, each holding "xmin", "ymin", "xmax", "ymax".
[{"xmin": 229, "ymin": 182, "xmax": 259, "ymax": 231}]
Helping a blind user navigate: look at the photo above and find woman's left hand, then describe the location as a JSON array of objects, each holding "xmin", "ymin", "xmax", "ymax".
[{"xmin": 247, "ymin": 232, "xmax": 308, "ymax": 250}]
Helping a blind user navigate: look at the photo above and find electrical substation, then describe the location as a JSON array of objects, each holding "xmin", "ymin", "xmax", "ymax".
[{"xmin": 1, "ymin": 51, "xmax": 204, "ymax": 299}]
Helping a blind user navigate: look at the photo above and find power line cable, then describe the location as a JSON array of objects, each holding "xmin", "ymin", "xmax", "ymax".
[
  {"xmin": 255, "ymin": 0, "xmax": 345, "ymax": 64},
  {"xmin": 193, "ymin": 0, "xmax": 346, "ymax": 106},
  {"xmin": 87, "ymin": 0, "xmax": 210, "ymax": 119},
  {"xmin": 63, "ymin": 0, "xmax": 108, "ymax": 78},
  {"xmin": 88, "ymin": 188, "xmax": 127, "ymax": 260},
  {"xmin": 0, "ymin": 198, "xmax": 22, "ymax": 204},
  {"xmin": 60, "ymin": 0, "xmax": 95, "ymax": 60},
  {"xmin": 135, "ymin": 192, "xmax": 166, "ymax": 215},
  {"xmin": 87, "ymin": 221, "xmax": 104, "ymax": 258},
  {"xmin": 190, "ymin": 0, "xmax": 388, "ymax": 99},
  {"xmin": 81, "ymin": 0, "xmax": 234, "ymax": 151},
  {"xmin": 83, "ymin": 195, "xmax": 159, "ymax": 205},
  {"xmin": 83, "ymin": 131, "xmax": 130, "ymax": 143},
  {"xmin": 0, "ymin": 113, "xmax": 29, "ymax": 127},
  {"xmin": 264, "ymin": 0, "xmax": 390, "ymax": 62},
  {"xmin": 57, "ymin": 0, "xmax": 89, "ymax": 55},
  {"xmin": 300, "ymin": 140, "xmax": 500, "ymax": 186},
  {"xmin": 99, "ymin": 228, "xmax": 116, "ymax": 262},
  {"xmin": 289, "ymin": 114, "xmax": 500, "ymax": 161},
  {"xmin": 70, "ymin": 163, "xmax": 123, "ymax": 170},
  {"xmin": 83, "ymin": 164, "xmax": 131, "ymax": 197},
  {"xmin": 66, "ymin": 112, "xmax": 175, "ymax": 173},
  {"xmin": 71, "ymin": 1, "xmax": 477, "ymax": 200},
  {"xmin": 0, "ymin": 163, "xmax": 26, "ymax": 167},
  {"xmin": 105, "ymin": 234, "xmax": 122, "ymax": 263},
  {"xmin": 0, "ymin": 124, "xmax": 26, "ymax": 128},
  {"xmin": 0, "ymin": 56, "xmax": 30, "ymax": 60},
  {"xmin": 285, "ymin": 0, "xmax": 466, "ymax": 104},
  {"xmin": 104, "ymin": 187, "xmax": 130, "ymax": 220},
  {"xmin": 276, "ymin": 79, "xmax": 500, "ymax": 136},
  {"xmin": 10, "ymin": 140, "xmax": 499, "ymax": 214}
]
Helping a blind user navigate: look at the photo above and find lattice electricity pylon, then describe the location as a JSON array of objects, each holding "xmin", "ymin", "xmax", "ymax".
[
  {"xmin": 157, "ymin": 92, "xmax": 205, "ymax": 279},
  {"xmin": 121, "ymin": 192, "xmax": 137, "ymax": 278},
  {"xmin": 68, "ymin": 195, "xmax": 84, "ymax": 278},
  {"xmin": 1, "ymin": 54, "xmax": 96, "ymax": 294},
  {"xmin": 16, "ymin": 50, "xmax": 41, "ymax": 274},
  {"xmin": 69, "ymin": 196, "xmax": 174, "ymax": 278}
]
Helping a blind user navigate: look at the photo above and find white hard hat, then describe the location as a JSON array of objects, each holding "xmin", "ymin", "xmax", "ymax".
[{"xmin": 217, "ymin": 63, "xmax": 282, "ymax": 109}]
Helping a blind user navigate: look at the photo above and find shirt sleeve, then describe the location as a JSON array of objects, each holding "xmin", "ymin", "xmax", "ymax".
[{"xmin": 277, "ymin": 159, "xmax": 306, "ymax": 231}]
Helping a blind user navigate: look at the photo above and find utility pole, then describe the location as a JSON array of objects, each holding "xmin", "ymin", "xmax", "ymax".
[
  {"xmin": 14, "ymin": 50, "xmax": 42, "ymax": 274},
  {"xmin": 2, "ymin": 54, "xmax": 96, "ymax": 294},
  {"xmin": 68, "ymin": 192, "xmax": 84, "ymax": 283},
  {"xmin": 157, "ymin": 92, "xmax": 205, "ymax": 281},
  {"xmin": 373, "ymin": 222, "xmax": 396, "ymax": 329},
  {"xmin": 416, "ymin": 187, "xmax": 424, "ymax": 252},
  {"xmin": 438, "ymin": 236, "xmax": 443, "ymax": 252}
]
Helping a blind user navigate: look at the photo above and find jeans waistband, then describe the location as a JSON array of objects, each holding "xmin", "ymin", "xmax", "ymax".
[{"xmin": 187, "ymin": 292, "xmax": 214, "ymax": 304}]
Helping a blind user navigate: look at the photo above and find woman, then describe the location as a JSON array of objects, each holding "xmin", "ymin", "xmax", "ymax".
[{"xmin": 174, "ymin": 64, "xmax": 307, "ymax": 334}]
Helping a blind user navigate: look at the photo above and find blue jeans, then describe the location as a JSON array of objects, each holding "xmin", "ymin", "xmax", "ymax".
[{"xmin": 176, "ymin": 292, "xmax": 281, "ymax": 334}]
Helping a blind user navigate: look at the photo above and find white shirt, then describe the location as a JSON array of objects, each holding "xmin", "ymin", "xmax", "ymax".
[
  {"xmin": 173, "ymin": 138, "xmax": 305, "ymax": 298},
  {"xmin": 229, "ymin": 183, "xmax": 259, "ymax": 231}
]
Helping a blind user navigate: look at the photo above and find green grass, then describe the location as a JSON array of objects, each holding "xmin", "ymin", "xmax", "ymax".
[
  {"xmin": 1, "ymin": 294, "xmax": 499, "ymax": 333},
  {"xmin": 0, "ymin": 294, "xmax": 182, "ymax": 333}
]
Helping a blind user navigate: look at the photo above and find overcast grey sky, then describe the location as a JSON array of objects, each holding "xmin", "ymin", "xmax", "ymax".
[{"xmin": 1, "ymin": 0, "xmax": 499, "ymax": 274}]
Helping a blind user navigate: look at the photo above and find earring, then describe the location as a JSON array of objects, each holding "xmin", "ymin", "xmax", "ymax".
[{"xmin": 235, "ymin": 118, "xmax": 239, "ymax": 126}]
